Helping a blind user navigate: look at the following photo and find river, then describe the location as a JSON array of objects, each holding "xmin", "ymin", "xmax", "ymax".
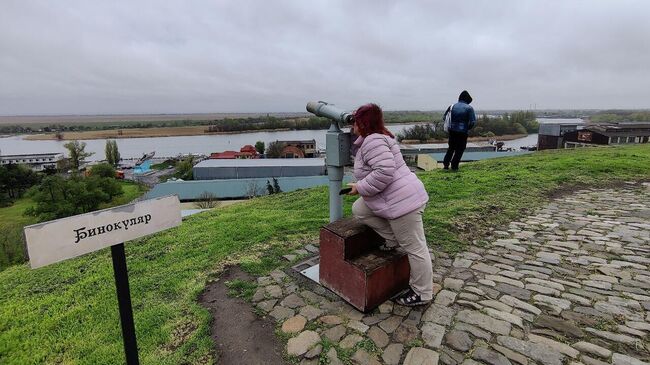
[{"xmin": 0, "ymin": 118, "xmax": 582, "ymax": 161}]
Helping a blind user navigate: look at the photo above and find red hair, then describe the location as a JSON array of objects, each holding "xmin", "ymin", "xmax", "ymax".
[{"xmin": 353, "ymin": 103, "xmax": 394, "ymax": 138}]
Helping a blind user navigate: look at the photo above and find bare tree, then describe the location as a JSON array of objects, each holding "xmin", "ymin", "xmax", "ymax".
[
  {"xmin": 194, "ymin": 191, "xmax": 221, "ymax": 209},
  {"xmin": 245, "ymin": 181, "xmax": 262, "ymax": 199}
]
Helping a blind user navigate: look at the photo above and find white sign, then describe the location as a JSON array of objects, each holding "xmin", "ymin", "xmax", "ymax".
[{"xmin": 25, "ymin": 195, "xmax": 181, "ymax": 269}]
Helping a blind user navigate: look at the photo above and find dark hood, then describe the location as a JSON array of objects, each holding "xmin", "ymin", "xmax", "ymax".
[{"xmin": 458, "ymin": 90, "xmax": 473, "ymax": 104}]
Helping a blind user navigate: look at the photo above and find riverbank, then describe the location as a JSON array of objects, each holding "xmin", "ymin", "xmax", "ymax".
[{"xmin": 401, "ymin": 133, "xmax": 528, "ymax": 144}]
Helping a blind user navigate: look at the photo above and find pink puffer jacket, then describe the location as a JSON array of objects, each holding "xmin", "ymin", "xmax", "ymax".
[{"xmin": 353, "ymin": 133, "xmax": 429, "ymax": 219}]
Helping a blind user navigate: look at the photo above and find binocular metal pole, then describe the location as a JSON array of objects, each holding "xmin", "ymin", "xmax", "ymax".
[
  {"xmin": 306, "ymin": 101, "xmax": 351, "ymax": 223},
  {"xmin": 326, "ymin": 121, "xmax": 343, "ymax": 222}
]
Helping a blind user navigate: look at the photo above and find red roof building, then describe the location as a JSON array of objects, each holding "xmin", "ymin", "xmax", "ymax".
[
  {"xmin": 240, "ymin": 145, "xmax": 257, "ymax": 154},
  {"xmin": 210, "ymin": 145, "xmax": 260, "ymax": 159}
]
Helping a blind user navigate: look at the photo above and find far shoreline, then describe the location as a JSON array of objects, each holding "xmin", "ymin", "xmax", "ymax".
[
  {"xmin": 22, "ymin": 122, "xmax": 432, "ymax": 141},
  {"xmin": 23, "ymin": 125, "xmax": 299, "ymax": 141},
  {"xmin": 19, "ymin": 126, "xmax": 532, "ymax": 143}
]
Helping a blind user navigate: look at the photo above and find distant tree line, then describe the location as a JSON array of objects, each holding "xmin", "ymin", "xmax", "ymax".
[
  {"xmin": 205, "ymin": 116, "xmax": 332, "ymax": 133},
  {"xmin": 396, "ymin": 111, "xmax": 538, "ymax": 142},
  {"xmin": 0, "ymin": 120, "xmax": 216, "ymax": 134},
  {"xmin": 384, "ymin": 111, "xmax": 443, "ymax": 124},
  {"xmin": 590, "ymin": 111, "xmax": 650, "ymax": 124}
]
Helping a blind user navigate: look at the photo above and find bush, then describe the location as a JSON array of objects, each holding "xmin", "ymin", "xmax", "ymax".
[
  {"xmin": 175, "ymin": 157, "xmax": 194, "ymax": 180},
  {"xmin": 513, "ymin": 123, "xmax": 527, "ymax": 135},
  {"xmin": 89, "ymin": 163, "xmax": 116, "ymax": 178},
  {"xmin": 25, "ymin": 175, "xmax": 123, "ymax": 221},
  {"xmin": 255, "ymin": 141, "xmax": 265, "ymax": 155},
  {"xmin": 396, "ymin": 124, "xmax": 444, "ymax": 142},
  {"xmin": 0, "ymin": 164, "xmax": 40, "ymax": 201},
  {"xmin": 470, "ymin": 111, "xmax": 538, "ymax": 137}
]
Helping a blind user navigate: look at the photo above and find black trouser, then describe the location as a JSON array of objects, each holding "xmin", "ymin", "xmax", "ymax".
[{"xmin": 443, "ymin": 131, "xmax": 468, "ymax": 169}]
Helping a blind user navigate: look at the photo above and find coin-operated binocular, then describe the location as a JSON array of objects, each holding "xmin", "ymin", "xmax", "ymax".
[{"xmin": 306, "ymin": 101, "xmax": 353, "ymax": 222}]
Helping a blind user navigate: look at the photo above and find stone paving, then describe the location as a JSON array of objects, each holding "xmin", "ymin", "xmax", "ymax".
[{"xmin": 251, "ymin": 184, "xmax": 650, "ymax": 365}]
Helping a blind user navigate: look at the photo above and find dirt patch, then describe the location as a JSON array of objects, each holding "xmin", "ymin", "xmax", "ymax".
[{"xmin": 199, "ymin": 266, "xmax": 286, "ymax": 365}]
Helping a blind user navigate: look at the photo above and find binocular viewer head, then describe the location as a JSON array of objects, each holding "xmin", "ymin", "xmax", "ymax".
[{"xmin": 306, "ymin": 101, "xmax": 354, "ymax": 126}]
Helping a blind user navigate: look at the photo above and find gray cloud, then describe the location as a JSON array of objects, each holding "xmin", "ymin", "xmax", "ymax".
[{"xmin": 1, "ymin": 0, "xmax": 649, "ymax": 115}]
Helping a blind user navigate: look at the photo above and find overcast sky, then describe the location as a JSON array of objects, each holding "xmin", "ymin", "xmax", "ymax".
[{"xmin": 1, "ymin": 1, "xmax": 649, "ymax": 115}]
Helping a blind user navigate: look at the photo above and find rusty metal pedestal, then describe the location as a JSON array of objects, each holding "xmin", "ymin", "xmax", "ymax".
[{"xmin": 319, "ymin": 218, "xmax": 410, "ymax": 313}]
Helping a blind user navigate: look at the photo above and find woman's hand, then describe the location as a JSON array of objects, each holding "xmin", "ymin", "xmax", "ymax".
[{"xmin": 347, "ymin": 183, "xmax": 359, "ymax": 195}]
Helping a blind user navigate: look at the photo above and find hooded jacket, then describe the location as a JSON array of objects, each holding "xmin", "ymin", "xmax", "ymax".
[
  {"xmin": 446, "ymin": 90, "xmax": 477, "ymax": 134},
  {"xmin": 353, "ymin": 133, "xmax": 429, "ymax": 219}
]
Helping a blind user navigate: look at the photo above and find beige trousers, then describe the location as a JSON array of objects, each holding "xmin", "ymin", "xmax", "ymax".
[{"xmin": 352, "ymin": 199, "xmax": 434, "ymax": 300}]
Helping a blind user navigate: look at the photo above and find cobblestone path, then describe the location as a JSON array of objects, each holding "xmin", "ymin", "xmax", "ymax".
[{"xmin": 250, "ymin": 185, "xmax": 650, "ymax": 365}]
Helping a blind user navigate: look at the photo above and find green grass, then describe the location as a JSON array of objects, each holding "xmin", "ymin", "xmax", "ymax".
[
  {"xmin": 0, "ymin": 199, "xmax": 38, "ymax": 269},
  {"xmin": 0, "ymin": 181, "xmax": 147, "ymax": 272},
  {"xmin": 1, "ymin": 145, "xmax": 650, "ymax": 364},
  {"xmin": 224, "ymin": 279, "xmax": 257, "ymax": 301}
]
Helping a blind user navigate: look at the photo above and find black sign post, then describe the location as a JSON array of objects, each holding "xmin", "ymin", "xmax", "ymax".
[{"xmin": 111, "ymin": 243, "xmax": 140, "ymax": 365}]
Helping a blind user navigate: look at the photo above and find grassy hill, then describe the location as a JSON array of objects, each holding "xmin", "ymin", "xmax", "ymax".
[
  {"xmin": 0, "ymin": 182, "xmax": 148, "ymax": 271},
  {"xmin": 1, "ymin": 145, "xmax": 650, "ymax": 364}
]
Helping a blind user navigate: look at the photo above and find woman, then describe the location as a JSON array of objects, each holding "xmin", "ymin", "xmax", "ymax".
[{"xmin": 347, "ymin": 103, "xmax": 433, "ymax": 306}]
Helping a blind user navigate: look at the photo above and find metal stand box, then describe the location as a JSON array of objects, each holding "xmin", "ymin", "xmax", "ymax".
[{"xmin": 319, "ymin": 218, "xmax": 410, "ymax": 312}]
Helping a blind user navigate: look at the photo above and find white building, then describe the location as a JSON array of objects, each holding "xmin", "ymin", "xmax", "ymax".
[{"xmin": 0, "ymin": 153, "xmax": 64, "ymax": 171}]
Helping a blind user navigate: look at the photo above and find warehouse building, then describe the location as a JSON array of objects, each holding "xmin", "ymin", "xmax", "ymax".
[
  {"xmin": 192, "ymin": 158, "xmax": 326, "ymax": 180},
  {"xmin": 563, "ymin": 123, "xmax": 650, "ymax": 147},
  {"xmin": 537, "ymin": 122, "xmax": 583, "ymax": 150}
]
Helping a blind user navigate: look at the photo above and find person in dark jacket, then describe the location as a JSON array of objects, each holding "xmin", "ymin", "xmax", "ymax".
[{"xmin": 443, "ymin": 90, "xmax": 476, "ymax": 170}]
